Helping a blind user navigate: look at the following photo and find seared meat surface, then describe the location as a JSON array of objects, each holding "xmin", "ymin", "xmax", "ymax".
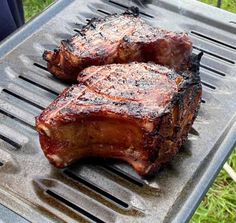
[
  {"xmin": 43, "ymin": 9, "xmax": 192, "ymax": 82},
  {"xmin": 36, "ymin": 55, "xmax": 202, "ymax": 176}
]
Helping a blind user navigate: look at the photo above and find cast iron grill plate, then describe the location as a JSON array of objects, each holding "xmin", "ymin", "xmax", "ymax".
[{"xmin": 0, "ymin": 0, "xmax": 235, "ymax": 222}]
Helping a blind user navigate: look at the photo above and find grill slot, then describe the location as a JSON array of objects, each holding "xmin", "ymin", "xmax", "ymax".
[
  {"xmin": 0, "ymin": 93, "xmax": 42, "ymax": 117},
  {"xmin": 33, "ymin": 63, "xmax": 48, "ymax": 72},
  {"xmin": 200, "ymin": 69, "xmax": 224, "ymax": 90},
  {"xmin": 108, "ymin": 0, "xmax": 154, "ymax": 18},
  {"xmin": 201, "ymin": 81, "xmax": 216, "ymax": 90},
  {"xmin": 2, "ymin": 89, "xmax": 44, "ymax": 110},
  {"xmin": 0, "ymin": 124, "xmax": 28, "ymax": 149},
  {"xmin": 15, "ymin": 76, "xmax": 59, "ymax": 102},
  {"xmin": 193, "ymin": 46, "xmax": 235, "ymax": 64},
  {"xmin": 35, "ymin": 177, "xmax": 117, "ymax": 223},
  {"xmin": 200, "ymin": 64, "xmax": 226, "ymax": 77},
  {"xmin": 0, "ymin": 134, "xmax": 21, "ymax": 149},
  {"xmin": 21, "ymin": 71, "xmax": 66, "ymax": 94},
  {"xmin": 97, "ymin": 9, "xmax": 111, "ymax": 15},
  {"xmin": 3, "ymin": 83, "xmax": 53, "ymax": 110},
  {"xmin": 193, "ymin": 49, "xmax": 230, "ymax": 77},
  {"xmin": 0, "ymin": 98, "xmax": 35, "ymax": 126},
  {"xmin": 19, "ymin": 76, "xmax": 59, "ymax": 96},
  {"xmin": 64, "ymin": 169, "xmax": 129, "ymax": 208},
  {"xmin": 0, "ymin": 108, "xmax": 35, "ymax": 130},
  {"xmin": 46, "ymin": 190, "xmax": 105, "ymax": 223},
  {"xmin": 63, "ymin": 165, "xmax": 146, "ymax": 210},
  {"xmin": 190, "ymin": 31, "xmax": 236, "ymax": 51},
  {"xmin": 105, "ymin": 165, "xmax": 144, "ymax": 187}
]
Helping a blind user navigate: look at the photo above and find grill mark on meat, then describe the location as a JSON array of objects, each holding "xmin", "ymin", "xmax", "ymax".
[
  {"xmin": 75, "ymin": 16, "xmax": 134, "ymax": 41},
  {"xmin": 79, "ymin": 63, "xmax": 177, "ymax": 105},
  {"xmin": 46, "ymin": 69, "xmax": 114, "ymax": 120},
  {"xmin": 46, "ymin": 85, "xmax": 87, "ymax": 122}
]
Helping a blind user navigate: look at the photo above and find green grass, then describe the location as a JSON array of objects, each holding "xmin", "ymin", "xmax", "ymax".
[
  {"xmin": 200, "ymin": 0, "xmax": 236, "ymax": 13},
  {"xmin": 191, "ymin": 149, "xmax": 236, "ymax": 223},
  {"xmin": 22, "ymin": 1, "xmax": 236, "ymax": 222},
  {"xmin": 23, "ymin": 0, "xmax": 54, "ymax": 21}
]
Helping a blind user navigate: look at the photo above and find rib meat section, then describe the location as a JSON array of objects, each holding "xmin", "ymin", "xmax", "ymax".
[
  {"xmin": 36, "ymin": 55, "xmax": 202, "ymax": 176},
  {"xmin": 43, "ymin": 9, "xmax": 192, "ymax": 82}
]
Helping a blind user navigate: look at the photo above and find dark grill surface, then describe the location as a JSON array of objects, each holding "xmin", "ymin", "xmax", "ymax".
[{"xmin": 0, "ymin": 0, "xmax": 235, "ymax": 222}]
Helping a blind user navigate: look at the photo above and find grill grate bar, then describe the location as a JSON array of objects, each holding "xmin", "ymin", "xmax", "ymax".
[
  {"xmin": 0, "ymin": 134, "xmax": 22, "ymax": 149},
  {"xmin": 0, "ymin": 98, "xmax": 36, "ymax": 127},
  {"xmin": 193, "ymin": 46, "xmax": 235, "ymax": 64},
  {"xmin": 46, "ymin": 190, "xmax": 105, "ymax": 223},
  {"xmin": 0, "ymin": 109, "xmax": 35, "ymax": 130},
  {"xmin": 190, "ymin": 31, "xmax": 236, "ymax": 51},
  {"xmin": 20, "ymin": 71, "xmax": 66, "ymax": 94},
  {"xmin": 19, "ymin": 76, "xmax": 59, "ymax": 96},
  {"xmin": 34, "ymin": 177, "xmax": 117, "ymax": 222},
  {"xmin": 200, "ymin": 64, "xmax": 226, "ymax": 77},
  {"xmin": 201, "ymin": 81, "xmax": 216, "ymax": 90},
  {"xmin": 33, "ymin": 63, "xmax": 48, "ymax": 72},
  {"xmin": 64, "ymin": 169, "xmax": 129, "ymax": 208},
  {"xmin": 104, "ymin": 165, "xmax": 144, "ymax": 187},
  {"xmin": 2, "ymin": 89, "xmax": 45, "ymax": 110},
  {"xmin": 97, "ymin": 9, "xmax": 111, "ymax": 15},
  {"xmin": 0, "ymin": 124, "xmax": 28, "ymax": 149}
]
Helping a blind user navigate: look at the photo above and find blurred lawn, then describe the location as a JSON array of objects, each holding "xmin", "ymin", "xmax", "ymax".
[
  {"xmin": 191, "ymin": 150, "xmax": 236, "ymax": 223},
  {"xmin": 23, "ymin": 0, "xmax": 54, "ymax": 21},
  {"xmin": 200, "ymin": 0, "xmax": 236, "ymax": 13},
  {"xmin": 22, "ymin": 1, "xmax": 236, "ymax": 223}
]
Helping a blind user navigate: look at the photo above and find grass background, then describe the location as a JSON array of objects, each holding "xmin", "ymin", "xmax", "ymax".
[
  {"xmin": 201, "ymin": 0, "xmax": 236, "ymax": 13},
  {"xmin": 22, "ymin": 0, "xmax": 236, "ymax": 21},
  {"xmin": 22, "ymin": 0, "xmax": 236, "ymax": 222},
  {"xmin": 23, "ymin": 0, "xmax": 54, "ymax": 21}
]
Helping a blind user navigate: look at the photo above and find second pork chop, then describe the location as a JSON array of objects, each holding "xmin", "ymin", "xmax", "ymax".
[{"xmin": 43, "ymin": 8, "xmax": 192, "ymax": 82}]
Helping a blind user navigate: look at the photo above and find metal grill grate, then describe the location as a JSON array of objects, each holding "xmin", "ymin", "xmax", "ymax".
[{"xmin": 0, "ymin": 0, "xmax": 235, "ymax": 222}]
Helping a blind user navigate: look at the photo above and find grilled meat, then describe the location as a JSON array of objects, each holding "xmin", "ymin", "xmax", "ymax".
[
  {"xmin": 43, "ymin": 8, "xmax": 192, "ymax": 82},
  {"xmin": 36, "ymin": 54, "xmax": 202, "ymax": 176}
]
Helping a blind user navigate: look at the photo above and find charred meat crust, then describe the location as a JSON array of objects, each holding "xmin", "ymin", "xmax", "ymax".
[
  {"xmin": 43, "ymin": 9, "xmax": 192, "ymax": 82},
  {"xmin": 36, "ymin": 55, "xmax": 202, "ymax": 176}
]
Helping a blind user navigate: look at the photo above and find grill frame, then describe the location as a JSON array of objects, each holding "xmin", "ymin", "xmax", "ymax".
[{"xmin": 0, "ymin": 0, "xmax": 235, "ymax": 222}]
